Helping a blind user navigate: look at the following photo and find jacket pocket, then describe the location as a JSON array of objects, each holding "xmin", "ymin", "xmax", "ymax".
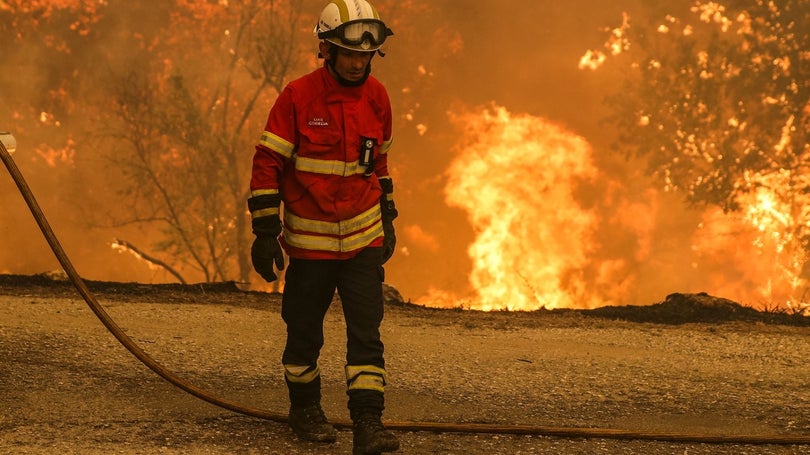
[{"xmin": 298, "ymin": 127, "xmax": 341, "ymax": 158}]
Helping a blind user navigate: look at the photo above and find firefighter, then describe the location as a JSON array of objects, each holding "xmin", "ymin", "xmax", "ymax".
[{"xmin": 247, "ymin": 0, "xmax": 399, "ymax": 453}]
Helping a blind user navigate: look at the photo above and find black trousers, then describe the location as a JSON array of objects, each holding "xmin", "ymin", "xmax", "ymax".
[{"xmin": 281, "ymin": 246, "xmax": 386, "ymax": 379}]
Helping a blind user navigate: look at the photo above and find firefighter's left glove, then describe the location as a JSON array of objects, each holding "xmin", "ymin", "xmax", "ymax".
[
  {"xmin": 382, "ymin": 221, "xmax": 396, "ymax": 264},
  {"xmin": 251, "ymin": 234, "xmax": 285, "ymax": 282},
  {"xmin": 248, "ymin": 192, "xmax": 284, "ymax": 282},
  {"xmin": 379, "ymin": 178, "xmax": 398, "ymax": 265}
]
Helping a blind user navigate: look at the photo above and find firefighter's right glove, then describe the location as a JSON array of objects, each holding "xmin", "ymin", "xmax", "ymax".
[
  {"xmin": 248, "ymin": 192, "xmax": 284, "ymax": 282},
  {"xmin": 251, "ymin": 234, "xmax": 285, "ymax": 283}
]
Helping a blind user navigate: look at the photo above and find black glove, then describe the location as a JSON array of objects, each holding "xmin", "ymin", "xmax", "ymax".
[
  {"xmin": 251, "ymin": 234, "xmax": 285, "ymax": 282},
  {"xmin": 381, "ymin": 221, "xmax": 396, "ymax": 264},
  {"xmin": 248, "ymin": 192, "xmax": 284, "ymax": 282},
  {"xmin": 378, "ymin": 177, "xmax": 398, "ymax": 265}
]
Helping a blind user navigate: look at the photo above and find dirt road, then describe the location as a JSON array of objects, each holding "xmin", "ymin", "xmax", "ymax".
[{"xmin": 0, "ymin": 276, "xmax": 808, "ymax": 454}]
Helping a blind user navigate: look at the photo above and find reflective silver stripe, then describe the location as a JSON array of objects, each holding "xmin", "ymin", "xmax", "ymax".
[
  {"xmin": 251, "ymin": 207, "xmax": 279, "ymax": 219},
  {"xmin": 260, "ymin": 131, "xmax": 294, "ymax": 158},
  {"xmin": 251, "ymin": 188, "xmax": 279, "ymax": 197},
  {"xmin": 379, "ymin": 137, "xmax": 393, "ymax": 155},
  {"xmin": 285, "ymin": 204, "xmax": 381, "ymax": 236},
  {"xmin": 294, "ymin": 155, "xmax": 368, "ymax": 177},
  {"xmin": 346, "ymin": 365, "xmax": 387, "ymax": 392},
  {"xmin": 285, "ymin": 221, "xmax": 383, "ymax": 252},
  {"xmin": 284, "ymin": 364, "xmax": 320, "ymax": 384}
]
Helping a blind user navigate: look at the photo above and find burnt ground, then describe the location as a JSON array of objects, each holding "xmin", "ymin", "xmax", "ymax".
[
  {"xmin": 0, "ymin": 273, "xmax": 809, "ymax": 455},
  {"xmin": 1, "ymin": 273, "xmax": 807, "ymax": 327}
]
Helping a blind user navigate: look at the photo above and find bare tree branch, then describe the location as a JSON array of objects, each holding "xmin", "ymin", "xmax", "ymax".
[{"xmin": 112, "ymin": 239, "xmax": 188, "ymax": 284}]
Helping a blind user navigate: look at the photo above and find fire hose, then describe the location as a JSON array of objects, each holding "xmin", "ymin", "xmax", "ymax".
[{"xmin": 1, "ymin": 139, "xmax": 809, "ymax": 447}]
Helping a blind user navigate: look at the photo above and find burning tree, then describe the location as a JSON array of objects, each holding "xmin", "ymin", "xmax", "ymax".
[{"xmin": 582, "ymin": 0, "xmax": 810, "ymax": 312}]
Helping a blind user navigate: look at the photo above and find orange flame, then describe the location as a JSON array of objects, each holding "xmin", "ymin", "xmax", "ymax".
[
  {"xmin": 432, "ymin": 105, "xmax": 600, "ymax": 311},
  {"xmin": 417, "ymin": 105, "xmax": 809, "ymax": 315}
]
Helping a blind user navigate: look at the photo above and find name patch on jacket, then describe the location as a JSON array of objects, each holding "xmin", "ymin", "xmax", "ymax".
[{"xmin": 307, "ymin": 117, "xmax": 329, "ymax": 127}]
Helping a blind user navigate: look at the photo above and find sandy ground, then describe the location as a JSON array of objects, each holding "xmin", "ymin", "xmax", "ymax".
[{"xmin": 0, "ymin": 276, "xmax": 809, "ymax": 455}]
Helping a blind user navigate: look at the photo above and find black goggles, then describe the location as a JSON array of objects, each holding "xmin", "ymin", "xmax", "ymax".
[{"xmin": 319, "ymin": 19, "xmax": 393, "ymax": 47}]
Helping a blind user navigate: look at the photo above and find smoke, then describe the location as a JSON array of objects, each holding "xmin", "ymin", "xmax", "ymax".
[
  {"xmin": 0, "ymin": 2, "xmax": 178, "ymax": 283},
  {"xmin": 380, "ymin": 0, "xmax": 803, "ymax": 310},
  {"xmin": 381, "ymin": 0, "xmax": 679, "ymax": 307},
  {"xmin": 1, "ymin": 0, "xmax": 800, "ymax": 311}
]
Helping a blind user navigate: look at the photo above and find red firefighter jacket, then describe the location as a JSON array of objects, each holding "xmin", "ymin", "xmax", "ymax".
[{"xmin": 250, "ymin": 64, "xmax": 394, "ymax": 260}]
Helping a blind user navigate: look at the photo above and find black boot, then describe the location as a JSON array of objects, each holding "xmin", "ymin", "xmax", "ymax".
[
  {"xmin": 352, "ymin": 411, "xmax": 399, "ymax": 454},
  {"xmin": 288, "ymin": 402, "xmax": 338, "ymax": 443},
  {"xmin": 286, "ymin": 376, "xmax": 337, "ymax": 443}
]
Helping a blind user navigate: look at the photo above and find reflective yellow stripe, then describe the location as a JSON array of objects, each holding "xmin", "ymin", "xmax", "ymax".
[
  {"xmin": 251, "ymin": 207, "xmax": 279, "ymax": 219},
  {"xmin": 284, "ymin": 364, "xmax": 320, "ymax": 384},
  {"xmin": 346, "ymin": 365, "xmax": 387, "ymax": 382},
  {"xmin": 348, "ymin": 375, "xmax": 385, "ymax": 392},
  {"xmin": 379, "ymin": 137, "xmax": 393, "ymax": 155},
  {"xmin": 331, "ymin": 0, "xmax": 381, "ymax": 22},
  {"xmin": 346, "ymin": 365, "xmax": 387, "ymax": 392},
  {"xmin": 284, "ymin": 205, "xmax": 382, "ymax": 248},
  {"xmin": 285, "ymin": 204, "xmax": 381, "ymax": 236},
  {"xmin": 260, "ymin": 131, "xmax": 294, "ymax": 159},
  {"xmin": 294, "ymin": 156, "xmax": 369, "ymax": 177},
  {"xmin": 333, "ymin": 0, "xmax": 349, "ymax": 22},
  {"xmin": 285, "ymin": 221, "xmax": 383, "ymax": 252},
  {"xmin": 251, "ymin": 189, "xmax": 279, "ymax": 197},
  {"xmin": 378, "ymin": 176, "xmax": 394, "ymax": 201}
]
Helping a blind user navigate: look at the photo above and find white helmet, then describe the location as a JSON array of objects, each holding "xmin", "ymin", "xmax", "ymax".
[{"xmin": 314, "ymin": 0, "xmax": 393, "ymax": 52}]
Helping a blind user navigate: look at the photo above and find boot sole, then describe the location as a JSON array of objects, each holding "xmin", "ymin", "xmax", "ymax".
[
  {"xmin": 352, "ymin": 439, "xmax": 399, "ymax": 454},
  {"xmin": 289, "ymin": 422, "xmax": 338, "ymax": 443}
]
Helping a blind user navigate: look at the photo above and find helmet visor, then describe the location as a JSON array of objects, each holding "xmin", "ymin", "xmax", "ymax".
[{"xmin": 320, "ymin": 19, "xmax": 393, "ymax": 48}]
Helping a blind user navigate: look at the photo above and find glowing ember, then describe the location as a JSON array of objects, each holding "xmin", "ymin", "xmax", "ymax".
[{"xmin": 431, "ymin": 105, "xmax": 599, "ymax": 311}]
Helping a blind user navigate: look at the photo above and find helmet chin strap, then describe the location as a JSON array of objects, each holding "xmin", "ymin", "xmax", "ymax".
[{"xmin": 326, "ymin": 44, "xmax": 374, "ymax": 87}]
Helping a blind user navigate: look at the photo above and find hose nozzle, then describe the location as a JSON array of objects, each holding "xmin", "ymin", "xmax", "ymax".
[{"xmin": 0, "ymin": 131, "xmax": 16, "ymax": 154}]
